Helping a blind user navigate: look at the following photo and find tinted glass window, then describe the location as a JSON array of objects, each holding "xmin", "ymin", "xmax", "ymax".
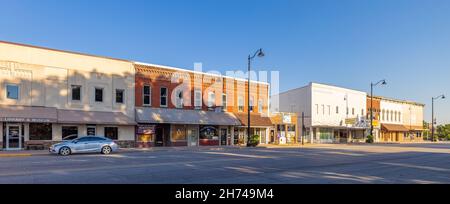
[
  {"xmin": 71, "ymin": 85, "xmax": 81, "ymax": 101},
  {"xmin": 95, "ymin": 88, "xmax": 103, "ymax": 102},
  {"xmin": 6, "ymin": 84, "xmax": 19, "ymax": 100}
]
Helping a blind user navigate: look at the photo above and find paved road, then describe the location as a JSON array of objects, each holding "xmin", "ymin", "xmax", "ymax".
[{"xmin": 1, "ymin": 143, "xmax": 450, "ymax": 184}]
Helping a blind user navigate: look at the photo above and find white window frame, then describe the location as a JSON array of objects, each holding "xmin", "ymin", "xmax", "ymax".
[
  {"xmin": 6, "ymin": 84, "xmax": 19, "ymax": 100},
  {"xmin": 175, "ymin": 89, "xmax": 183, "ymax": 108},
  {"xmin": 94, "ymin": 87, "xmax": 104, "ymax": 103},
  {"xmin": 115, "ymin": 89, "xmax": 125, "ymax": 104},
  {"xmin": 71, "ymin": 85, "xmax": 82, "ymax": 101},
  {"xmin": 160, "ymin": 87, "xmax": 168, "ymax": 107},
  {"xmin": 222, "ymin": 93, "xmax": 227, "ymax": 111},
  {"xmin": 238, "ymin": 96, "xmax": 244, "ymax": 112},
  {"xmin": 258, "ymin": 98, "xmax": 263, "ymax": 113},
  {"xmin": 143, "ymin": 85, "xmax": 151, "ymax": 106},
  {"xmin": 194, "ymin": 89, "xmax": 202, "ymax": 109},
  {"xmin": 207, "ymin": 91, "xmax": 215, "ymax": 108}
]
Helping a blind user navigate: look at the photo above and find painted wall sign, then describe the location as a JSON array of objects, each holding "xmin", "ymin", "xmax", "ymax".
[{"xmin": 0, "ymin": 117, "xmax": 54, "ymax": 123}]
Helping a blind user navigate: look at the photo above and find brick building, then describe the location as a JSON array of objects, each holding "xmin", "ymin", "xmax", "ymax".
[{"xmin": 133, "ymin": 62, "xmax": 271, "ymax": 147}]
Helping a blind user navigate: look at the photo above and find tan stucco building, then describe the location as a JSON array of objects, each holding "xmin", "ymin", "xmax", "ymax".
[
  {"xmin": 378, "ymin": 96, "xmax": 425, "ymax": 142},
  {"xmin": 0, "ymin": 41, "xmax": 136, "ymax": 150}
]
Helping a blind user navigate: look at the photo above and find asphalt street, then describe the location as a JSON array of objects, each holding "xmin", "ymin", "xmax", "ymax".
[{"xmin": 1, "ymin": 143, "xmax": 450, "ymax": 184}]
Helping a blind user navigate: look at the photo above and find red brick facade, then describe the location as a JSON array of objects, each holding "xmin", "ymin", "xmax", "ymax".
[{"xmin": 135, "ymin": 64, "xmax": 269, "ymax": 113}]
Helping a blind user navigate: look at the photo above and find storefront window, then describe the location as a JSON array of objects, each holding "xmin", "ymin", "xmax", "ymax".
[
  {"xmin": 62, "ymin": 126, "xmax": 78, "ymax": 140},
  {"xmin": 29, "ymin": 123, "xmax": 52, "ymax": 140},
  {"xmin": 87, "ymin": 125, "xmax": 96, "ymax": 136},
  {"xmin": 199, "ymin": 126, "xmax": 219, "ymax": 140},
  {"xmin": 104, "ymin": 127, "xmax": 118, "ymax": 140},
  {"xmin": 277, "ymin": 125, "xmax": 285, "ymax": 131},
  {"xmin": 287, "ymin": 125, "xmax": 296, "ymax": 132},
  {"xmin": 171, "ymin": 125, "xmax": 186, "ymax": 141}
]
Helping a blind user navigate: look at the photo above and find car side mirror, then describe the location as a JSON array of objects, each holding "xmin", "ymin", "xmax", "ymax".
[{"xmin": 72, "ymin": 140, "xmax": 78, "ymax": 144}]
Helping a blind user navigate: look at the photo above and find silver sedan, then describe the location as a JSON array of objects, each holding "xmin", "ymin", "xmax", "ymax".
[{"xmin": 49, "ymin": 136, "xmax": 119, "ymax": 156}]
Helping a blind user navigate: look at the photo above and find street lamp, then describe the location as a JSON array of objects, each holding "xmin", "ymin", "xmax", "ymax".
[
  {"xmin": 431, "ymin": 94, "xmax": 445, "ymax": 142},
  {"xmin": 247, "ymin": 48, "xmax": 265, "ymax": 147},
  {"xmin": 370, "ymin": 79, "xmax": 387, "ymax": 139}
]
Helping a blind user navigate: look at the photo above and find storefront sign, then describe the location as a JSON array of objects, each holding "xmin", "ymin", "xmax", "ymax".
[
  {"xmin": 372, "ymin": 120, "xmax": 380, "ymax": 127},
  {"xmin": 200, "ymin": 126, "xmax": 219, "ymax": 140},
  {"xmin": 0, "ymin": 117, "xmax": 53, "ymax": 123},
  {"xmin": 345, "ymin": 118, "xmax": 357, "ymax": 125},
  {"xmin": 137, "ymin": 125, "xmax": 156, "ymax": 134},
  {"xmin": 282, "ymin": 114, "xmax": 292, "ymax": 124}
]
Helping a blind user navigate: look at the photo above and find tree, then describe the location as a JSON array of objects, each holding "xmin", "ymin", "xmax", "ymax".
[{"xmin": 436, "ymin": 124, "xmax": 450, "ymax": 141}]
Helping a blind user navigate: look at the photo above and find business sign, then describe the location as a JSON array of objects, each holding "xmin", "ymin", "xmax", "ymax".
[
  {"xmin": 282, "ymin": 114, "xmax": 292, "ymax": 124},
  {"xmin": 137, "ymin": 125, "xmax": 155, "ymax": 134},
  {"xmin": 372, "ymin": 120, "xmax": 380, "ymax": 127},
  {"xmin": 0, "ymin": 117, "xmax": 54, "ymax": 123},
  {"xmin": 345, "ymin": 118, "xmax": 357, "ymax": 125}
]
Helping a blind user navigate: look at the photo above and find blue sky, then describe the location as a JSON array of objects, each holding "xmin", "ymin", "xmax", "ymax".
[{"xmin": 1, "ymin": 0, "xmax": 450, "ymax": 124}]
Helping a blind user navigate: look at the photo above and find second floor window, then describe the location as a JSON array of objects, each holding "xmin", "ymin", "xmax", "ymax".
[
  {"xmin": 207, "ymin": 92, "xmax": 215, "ymax": 108},
  {"xmin": 116, "ymin": 89, "xmax": 124, "ymax": 104},
  {"xmin": 194, "ymin": 89, "xmax": 202, "ymax": 109},
  {"xmin": 175, "ymin": 90, "xmax": 183, "ymax": 108},
  {"xmin": 160, "ymin": 87, "xmax": 168, "ymax": 107},
  {"xmin": 238, "ymin": 96, "xmax": 244, "ymax": 112},
  {"xmin": 143, "ymin": 85, "xmax": 151, "ymax": 106},
  {"xmin": 95, "ymin": 88, "xmax": 103, "ymax": 102},
  {"xmin": 71, "ymin": 85, "xmax": 81, "ymax": 101},
  {"xmin": 249, "ymin": 96, "xmax": 254, "ymax": 112},
  {"xmin": 222, "ymin": 94, "xmax": 227, "ymax": 111},
  {"xmin": 258, "ymin": 99, "xmax": 263, "ymax": 113},
  {"xmin": 6, "ymin": 84, "xmax": 19, "ymax": 100}
]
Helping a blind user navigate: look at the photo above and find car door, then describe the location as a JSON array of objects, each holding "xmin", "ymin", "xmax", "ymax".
[
  {"xmin": 82, "ymin": 137, "xmax": 101, "ymax": 152},
  {"xmin": 72, "ymin": 137, "xmax": 90, "ymax": 152},
  {"xmin": 88, "ymin": 137, "xmax": 106, "ymax": 152}
]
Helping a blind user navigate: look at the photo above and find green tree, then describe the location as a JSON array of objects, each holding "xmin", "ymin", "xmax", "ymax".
[{"xmin": 436, "ymin": 124, "xmax": 450, "ymax": 141}]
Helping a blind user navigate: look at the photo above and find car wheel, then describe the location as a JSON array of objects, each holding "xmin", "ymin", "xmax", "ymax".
[
  {"xmin": 59, "ymin": 147, "xmax": 71, "ymax": 156},
  {"xmin": 101, "ymin": 146, "xmax": 112, "ymax": 155}
]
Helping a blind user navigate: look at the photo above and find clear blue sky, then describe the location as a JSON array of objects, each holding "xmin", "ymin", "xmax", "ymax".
[{"xmin": 1, "ymin": 0, "xmax": 450, "ymax": 124}]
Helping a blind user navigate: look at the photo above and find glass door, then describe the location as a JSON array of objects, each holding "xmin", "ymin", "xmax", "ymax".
[
  {"xmin": 6, "ymin": 124, "xmax": 21, "ymax": 150},
  {"xmin": 220, "ymin": 128, "xmax": 227, "ymax": 146},
  {"xmin": 187, "ymin": 127, "xmax": 199, "ymax": 146}
]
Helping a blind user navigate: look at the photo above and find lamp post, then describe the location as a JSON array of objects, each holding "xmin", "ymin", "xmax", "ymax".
[
  {"xmin": 247, "ymin": 49, "xmax": 265, "ymax": 147},
  {"xmin": 431, "ymin": 94, "xmax": 445, "ymax": 142},
  {"xmin": 370, "ymin": 80, "xmax": 387, "ymax": 139}
]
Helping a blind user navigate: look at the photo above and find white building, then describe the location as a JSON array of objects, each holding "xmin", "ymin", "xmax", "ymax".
[
  {"xmin": 272, "ymin": 82, "xmax": 369, "ymax": 143},
  {"xmin": 378, "ymin": 96, "xmax": 425, "ymax": 142}
]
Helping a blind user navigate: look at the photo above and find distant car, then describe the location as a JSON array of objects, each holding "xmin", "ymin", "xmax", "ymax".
[{"xmin": 49, "ymin": 136, "xmax": 119, "ymax": 156}]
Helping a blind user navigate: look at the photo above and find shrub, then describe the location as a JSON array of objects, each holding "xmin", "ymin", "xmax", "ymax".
[
  {"xmin": 248, "ymin": 135, "xmax": 260, "ymax": 147},
  {"xmin": 366, "ymin": 135, "xmax": 374, "ymax": 143}
]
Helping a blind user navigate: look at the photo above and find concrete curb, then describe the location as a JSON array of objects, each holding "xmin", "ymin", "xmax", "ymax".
[{"xmin": 0, "ymin": 153, "xmax": 33, "ymax": 157}]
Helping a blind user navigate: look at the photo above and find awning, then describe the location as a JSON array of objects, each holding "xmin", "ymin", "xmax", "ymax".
[
  {"xmin": 135, "ymin": 107, "xmax": 241, "ymax": 126},
  {"xmin": 233, "ymin": 113, "xmax": 273, "ymax": 127},
  {"xmin": 381, "ymin": 124, "xmax": 409, "ymax": 132},
  {"xmin": 409, "ymin": 126, "xmax": 425, "ymax": 131},
  {"xmin": 0, "ymin": 105, "xmax": 57, "ymax": 123},
  {"xmin": 57, "ymin": 109, "xmax": 136, "ymax": 125}
]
